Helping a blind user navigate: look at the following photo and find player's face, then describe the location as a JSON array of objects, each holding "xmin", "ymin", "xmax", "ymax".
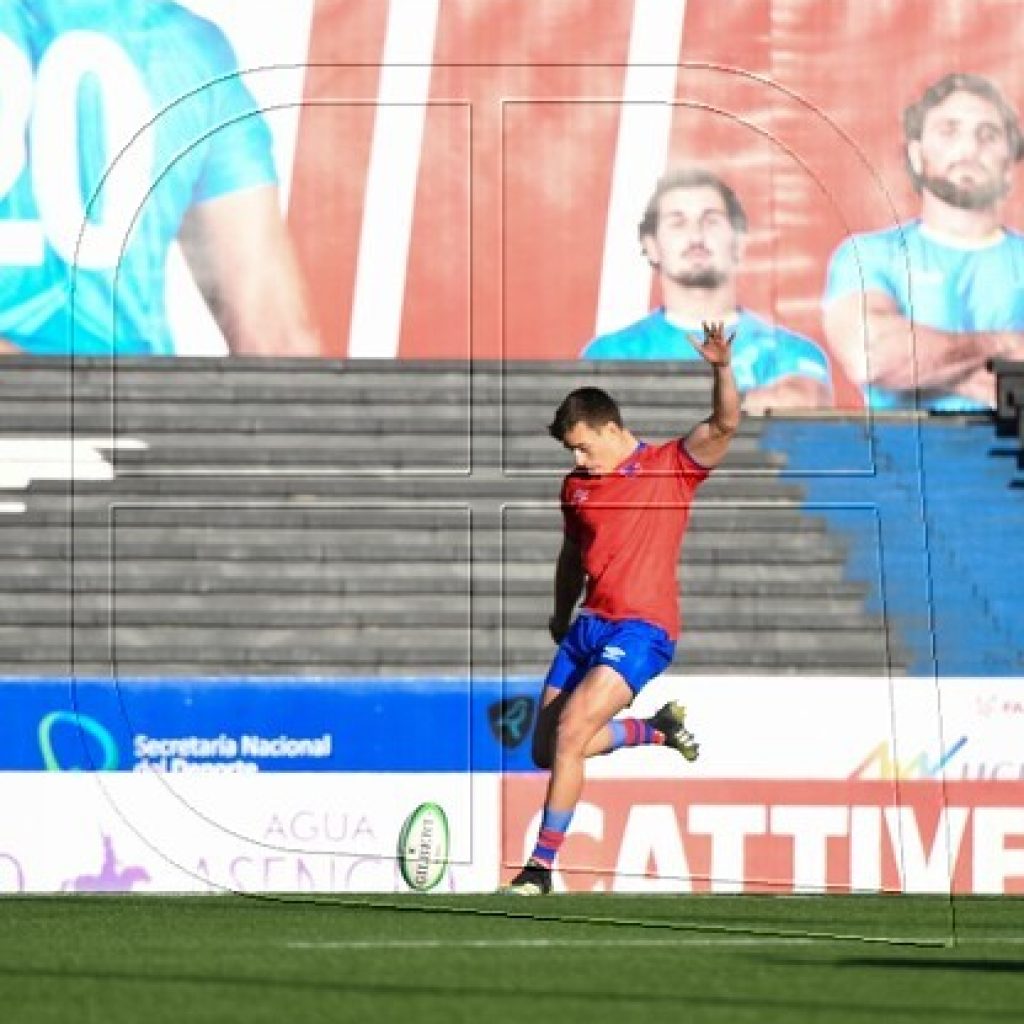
[
  {"xmin": 642, "ymin": 186, "xmax": 742, "ymax": 288},
  {"xmin": 910, "ymin": 91, "xmax": 1015, "ymax": 210},
  {"xmin": 562, "ymin": 421, "xmax": 630, "ymax": 476}
]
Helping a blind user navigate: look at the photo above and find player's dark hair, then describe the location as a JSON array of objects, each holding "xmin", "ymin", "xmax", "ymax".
[
  {"xmin": 903, "ymin": 72, "xmax": 1024, "ymax": 187},
  {"xmin": 548, "ymin": 387, "xmax": 623, "ymax": 440},
  {"xmin": 638, "ymin": 167, "xmax": 748, "ymax": 238}
]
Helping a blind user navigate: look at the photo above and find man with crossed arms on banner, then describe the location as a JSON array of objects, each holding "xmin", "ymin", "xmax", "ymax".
[
  {"xmin": 824, "ymin": 72, "xmax": 1024, "ymax": 411},
  {"xmin": 582, "ymin": 167, "xmax": 832, "ymax": 413},
  {"xmin": 0, "ymin": 0, "xmax": 316, "ymax": 356}
]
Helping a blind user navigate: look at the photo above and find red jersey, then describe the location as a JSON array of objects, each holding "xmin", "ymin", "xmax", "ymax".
[{"xmin": 560, "ymin": 439, "xmax": 710, "ymax": 639}]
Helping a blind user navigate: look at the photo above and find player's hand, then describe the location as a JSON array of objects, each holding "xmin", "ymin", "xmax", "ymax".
[
  {"xmin": 548, "ymin": 615, "xmax": 570, "ymax": 645},
  {"xmin": 687, "ymin": 320, "xmax": 734, "ymax": 367}
]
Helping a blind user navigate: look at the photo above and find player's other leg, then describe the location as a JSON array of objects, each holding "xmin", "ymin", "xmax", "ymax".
[
  {"xmin": 502, "ymin": 625, "xmax": 588, "ymax": 895},
  {"xmin": 503, "ymin": 664, "xmax": 633, "ymax": 895},
  {"xmin": 502, "ymin": 616, "xmax": 694, "ymax": 894}
]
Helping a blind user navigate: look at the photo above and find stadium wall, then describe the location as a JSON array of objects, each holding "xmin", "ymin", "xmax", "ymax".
[{"xmin": 3, "ymin": 677, "xmax": 1023, "ymax": 894}]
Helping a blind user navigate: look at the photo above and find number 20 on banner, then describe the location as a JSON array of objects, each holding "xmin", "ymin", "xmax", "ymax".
[{"xmin": 0, "ymin": 30, "xmax": 154, "ymax": 270}]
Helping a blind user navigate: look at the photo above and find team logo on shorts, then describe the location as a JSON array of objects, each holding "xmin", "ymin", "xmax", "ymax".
[{"xmin": 602, "ymin": 645, "xmax": 625, "ymax": 662}]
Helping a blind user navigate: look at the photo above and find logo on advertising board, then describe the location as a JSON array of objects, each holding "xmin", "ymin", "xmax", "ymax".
[
  {"xmin": 847, "ymin": 735, "xmax": 1024, "ymax": 781},
  {"xmin": 976, "ymin": 693, "xmax": 1024, "ymax": 719},
  {"xmin": 62, "ymin": 834, "xmax": 150, "ymax": 893},
  {"xmin": 488, "ymin": 697, "xmax": 536, "ymax": 749},
  {"xmin": 188, "ymin": 801, "xmax": 465, "ymax": 894},
  {"xmin": 32, "ymin": 708, "xmax": 334, "ymax": 773},
  {"xmin": 848, "ymin": 737, "xmax": 968, "ymax": 780},
  {"xmin": 38, "ymin": 711, "xmax": 120, "ymax": 771},
  {"xmin": 501, "ymin": 776, "xmax": 1024, "ymax": 895}
]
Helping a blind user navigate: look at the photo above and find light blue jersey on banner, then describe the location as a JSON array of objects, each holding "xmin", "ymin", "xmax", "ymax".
[
  {"xmin": 824, "ymin": 220, "xmax": 1024, "ymax": 411},
  {"xmin": 0, "ymin": 0, "xmax": 277, "ymax": 355},
  {"xmin": 580, "ymin": 307, "xmax": 832, "ymax": 394}
]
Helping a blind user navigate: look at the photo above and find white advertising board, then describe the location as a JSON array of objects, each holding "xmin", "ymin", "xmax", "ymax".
[{"xmin": 0, "ymin": 773, "xmax": 498, "ymax": 894}]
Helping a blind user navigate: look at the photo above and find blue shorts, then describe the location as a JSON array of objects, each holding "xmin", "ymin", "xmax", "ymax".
[{"xmin": 544, "ymin": 613, "xmax": 676, "ymax": 695}]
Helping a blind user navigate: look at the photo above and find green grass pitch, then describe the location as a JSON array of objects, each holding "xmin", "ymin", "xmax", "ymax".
[{"xmin": 0, "ymin": 894, "xmax": 1020, "ymax": 1023}]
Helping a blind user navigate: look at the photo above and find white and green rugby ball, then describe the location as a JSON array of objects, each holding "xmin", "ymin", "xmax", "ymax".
[{"xmin": 397, "ymin": 801, "xmax": 450, "ymax": 892}]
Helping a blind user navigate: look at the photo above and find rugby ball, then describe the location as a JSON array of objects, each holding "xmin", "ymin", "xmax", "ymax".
[{"xmin": 397, "ymin": 802, "xmax": 450, "ymax": 892}]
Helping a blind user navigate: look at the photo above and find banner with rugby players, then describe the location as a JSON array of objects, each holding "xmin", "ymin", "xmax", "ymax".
[{"xmin": 2, "ymin": 0, "xmax": 1022, "ymax": 410}]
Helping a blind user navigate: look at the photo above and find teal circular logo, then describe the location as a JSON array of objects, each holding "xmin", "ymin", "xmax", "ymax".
[{"xmin": 37, "ymin": 711, "xmax": 119, "ymax": 771}]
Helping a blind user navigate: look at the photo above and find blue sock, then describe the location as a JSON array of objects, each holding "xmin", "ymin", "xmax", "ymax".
[{"xmin": 530, "ymin": 807, "xmax": 574, "ymax": 868}]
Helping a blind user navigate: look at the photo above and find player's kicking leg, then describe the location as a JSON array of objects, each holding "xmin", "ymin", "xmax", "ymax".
[
  {"xmin": 502, "ymin": 617, "xmax": 695, "ymax": 895},
  {"xmin": 501, "ymin": 698, "xmax": 698, "ymax": 894}
]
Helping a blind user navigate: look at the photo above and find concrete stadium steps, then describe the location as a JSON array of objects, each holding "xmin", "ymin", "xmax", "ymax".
[
  {"xmin": 14, "ymin": 474, "xmax": 808, "ymax": 504},
  {"xmin": 0, "ymin": 629, "xmax": 896, "ymax": 676},
  {"xmin": 0, "ymin": 504, "xmax": 814, "ymax": 530},
  {"xmin": 102, "ymin": 441, "xmax": 785, "ymax": 471},
  {"xmin": 0, "ymin": 557, "xmax": 854, "ymax": 587},
  {"xmin": 0, "ymin": 593, "xmax": 875, "ymax": 628},
  {"xmin": 10, "ymin": 659, "xmax": 896, "ymax": 678},
  {"xmin": 3, "ymin": 497, "xmax": 809, "ymax": 528},
  {"xmin": 0, "ymin": 573, "xmax": 869, "ymax": 603},
  {"xmin": 0, "ymin": 357, "xmax": 908, "ymax": 677},
  {"xmin": 0, "ymin": 623, "xmax": 894, "ymax": 650},
  {"xmin": 0, "ymin": 435, "xmax": 776, "ymax": 474},
  {"xmin": 0, "ymin": 355, "xmax": 772, "ymax": 472},
  {"xmin": 0, "ymin": 358, "xmax": 719, "ymax": 410},
  {"xmin": 0, "ymin": 524, "xmax": 843, "ymax": 560},
  {"xmin": 0, "ymin": 355, "xmax": 717, "ymax": 387}
]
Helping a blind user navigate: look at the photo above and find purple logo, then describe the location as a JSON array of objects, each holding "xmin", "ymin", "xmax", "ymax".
[{"xmin": 62, "ymin": 834, "xmax": 151, "ymax": 892}]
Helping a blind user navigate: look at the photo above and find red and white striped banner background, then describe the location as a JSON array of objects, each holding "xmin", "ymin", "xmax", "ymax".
[{"xmin": 236, "ymin": 0, "xmax": 1024, "ymax": 407}]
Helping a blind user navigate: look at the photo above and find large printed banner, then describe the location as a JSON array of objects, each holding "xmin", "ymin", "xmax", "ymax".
[
  {"xmin": 2, "ymin": 1, "xmax": 1023, "ymax": 411},
  {"xmin": 1, "ymin": 675, "xmax": 1023, "ymax": 893}
]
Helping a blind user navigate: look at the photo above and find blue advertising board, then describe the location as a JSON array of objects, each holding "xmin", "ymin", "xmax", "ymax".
[{"xmin": 0, "ymin": 678, "xmax": 542, "ymax": 773}]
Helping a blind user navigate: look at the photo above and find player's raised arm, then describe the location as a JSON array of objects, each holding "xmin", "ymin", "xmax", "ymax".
[{"xmin": 682, "ymin": 320, "xmax": 741, "ymax": 469}]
